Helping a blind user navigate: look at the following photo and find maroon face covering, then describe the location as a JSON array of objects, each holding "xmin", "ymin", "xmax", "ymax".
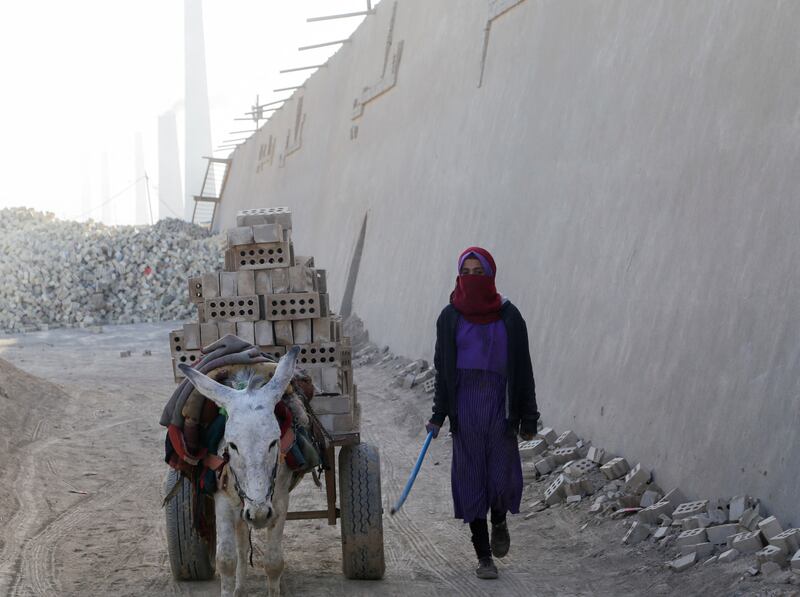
[{"xmin": 450, "ymin": 247, "xmax": 502, "ymax": 324}]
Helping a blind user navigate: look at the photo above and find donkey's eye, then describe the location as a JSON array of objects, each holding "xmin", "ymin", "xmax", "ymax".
[
  {"xmin": 229, "ymin": 442, "xmax": 239, "ymax": 452},
  {"xmin": 269, "ymin": 440, "xmax": 278, "ymax": 451}
]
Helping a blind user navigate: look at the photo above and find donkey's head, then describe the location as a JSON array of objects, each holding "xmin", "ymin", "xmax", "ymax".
[{"xmin": 179, "ymin": 347, "xmax": 300, "ymax": 529}]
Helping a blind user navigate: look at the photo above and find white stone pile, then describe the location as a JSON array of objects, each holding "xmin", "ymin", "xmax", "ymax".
[
  {"xmin": 521, "ymin": 427, "xmax": 800, "ymax": 585},
  {"xmin": 0, "ymin": 208, "xmax": 225, "ymax": 333}
]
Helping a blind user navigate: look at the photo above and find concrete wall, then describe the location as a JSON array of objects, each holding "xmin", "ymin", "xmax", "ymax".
[{"xmin": 217, "ymin": 0, "xmax": 800, "ymax": 523}]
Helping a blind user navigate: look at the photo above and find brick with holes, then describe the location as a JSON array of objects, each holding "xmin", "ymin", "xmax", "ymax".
[
  {"xmin": 172, "ymin": 350, "xmax": 202, "ymax": 379},
  {"xmin": 187, "ymin": 277, "xmax": 204, "ymax": 303},
  {"xmin": 757, "ymin": 545, "xmax": 787, "ymax": 566},
  {"xmin": 564, "ymin": 458, "xmax": 597, "ymax": 478},
  {"xmin": 757, "ymin": 516, "xmax": 784, "ymax": 541},
  {"xmin": 537, "ymin": 427, "xmax": 557, "ymax": 446},
  {"xmin": 205, "ymin": 296, "xmax": 260, "ymax": 323},
  {"xmin": 236, "ymin": 206, "xmax": 292, "ymax": 230},
  {"xmin": 587, "ymin": 446, "xmax": 607, "ymax": 465},
  {"xmin": 676, "ymin": 528, "xmax": 707, "ymax": 547},
  {"xmin": 259, "ymin": 345, "xmax": 286, "ymax": 360},
  {"xmin": 544, "ymin": 474, "xmax": 567, "ymax": 505},
  {"xmin": 169, "ymin": 329, "xmax": 185, "ymax": 356},
  {"xmin": 731, "ymin": 530, "xmax": 765, "ymax": 554},
  {"xmin": 623, "ymin": 521, "xmax": 651, "ymax": 546},
  {"xmin": 230, "ymin": 242, "xmax": 292, "ymax": 270},
  {"xmin": 672, "ymin": 501, "xmax": 709, "ymax": 520},
  {"xmin": 552, "ymin": 446, "xmax": 580, "ymax": 464},
  {"xmin": 296, "ymin": 343, "xmax": 342, "ymax": 369},
  {"xmin": 600, "ymin": 457, "xmax": 630, "ymax": 480},
  {"xmin": 622, "ymin": 463, "xmax": 651, "ymax": 494},
  {"xmin": 264, "ymin": 292, "xmax": 321, "ymax": 321},
  {"xmin": 769, "ymin": 528, "xmax": 800, "ymax": 553},
  {"xmin": 518, "ymin": 439, "xmax": 547, "ymax": 459},
  {"xmin": 638, "ymin": 501, "xmax": 673, "ymax": 524},
  {"xmin": 554, "ymin": 430, "xmax": 579, "ymax": 447}
]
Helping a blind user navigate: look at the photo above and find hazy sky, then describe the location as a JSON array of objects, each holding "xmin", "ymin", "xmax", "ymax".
[{"xmin": 0, "ymin": 1, "xmax": 376, "ymax": 224}]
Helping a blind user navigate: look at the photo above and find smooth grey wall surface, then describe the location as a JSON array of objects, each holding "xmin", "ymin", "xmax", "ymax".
[{"xmin": 217, "ymin": 0, "xmax": 800, "ymax": 523}]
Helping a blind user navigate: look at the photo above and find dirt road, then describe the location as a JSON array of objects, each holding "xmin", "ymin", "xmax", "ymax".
[{"xmin": 0, "ymin": 323, "xmax": 791, "ymax": 596}]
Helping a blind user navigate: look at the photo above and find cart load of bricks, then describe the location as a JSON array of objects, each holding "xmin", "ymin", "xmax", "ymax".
[{"xmin": 168, "ymin": 207, "xmax": 357, "ymax": 435}]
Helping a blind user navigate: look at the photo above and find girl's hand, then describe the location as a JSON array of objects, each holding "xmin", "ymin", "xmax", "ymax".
[
  {"xmin": 519, "ymin": 420, "xmax": 538, "ymax": 441},
  {"xmin": 425, "ymin": 422, "xmax": 440, "ymax": 439}
]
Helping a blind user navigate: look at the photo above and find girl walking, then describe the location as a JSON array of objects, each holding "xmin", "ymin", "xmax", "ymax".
[{"xmin": 426, "ymin": 247, "xmax": 539, "ymax": 579}]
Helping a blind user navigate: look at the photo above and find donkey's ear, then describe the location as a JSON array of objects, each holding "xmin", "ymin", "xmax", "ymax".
[
  {"xmin": 179, "ymin": 364, "xmax": 239, "ymax": 411},
  {"xmin": 262, "ymin": 346, "xmax": 300, "ymax": 402}
]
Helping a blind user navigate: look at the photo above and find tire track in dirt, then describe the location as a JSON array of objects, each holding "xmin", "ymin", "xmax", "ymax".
[
  {"xmin": 31, "ymin": 418, "xmax": 49, "ymax": 441},
  {"xmin": 0, "ymin": 435, "xmax": 60, "ymax": 595},
  {"xmin": 358, "ymin": 382, "xmax": 486, "ymax": 597},
  {"xmin": 0, "ymin": 417, "xmax": 146, "ymax": 596},
  {"xmin": 380, "ymin": 453, "xmax": 485, "ymax": 597}
]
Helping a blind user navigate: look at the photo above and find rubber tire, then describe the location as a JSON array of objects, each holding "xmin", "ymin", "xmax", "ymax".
[
  {"xmin": 164, "ymin": 468, "xmax": 216, "ymax": 581},
  {"xmin": 338, "ymin": 443, "xmax": 385, "ymax": 580}
]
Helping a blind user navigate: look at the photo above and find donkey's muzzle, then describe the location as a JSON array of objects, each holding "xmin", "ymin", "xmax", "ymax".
[{"xmin": 243, "ymin": 500, "xmax": 274, "ymax": 529}]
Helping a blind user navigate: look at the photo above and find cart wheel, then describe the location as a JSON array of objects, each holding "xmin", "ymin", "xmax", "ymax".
[
  {"xmin": 164, "ymin": 468, "xmax": 216, "ymax": 581},
  {"xmin": 338, "ymin": 443, "xmax": 385, "ymax": 580}
]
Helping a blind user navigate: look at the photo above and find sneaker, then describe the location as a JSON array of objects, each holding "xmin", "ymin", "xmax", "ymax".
[
  {"xmin": 491, "ymin": 521, "xmax": 510, "ymax": 558},
  {"xmin": 476, "ymin": 557, "xmax": 498, "ymax": 579}
]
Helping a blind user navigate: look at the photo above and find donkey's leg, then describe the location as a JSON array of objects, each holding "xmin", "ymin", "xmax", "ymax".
[
  {"xmin": 263, "ymin": 472, "xmax": 292, "ymax": 596},
  {"xmin": 215, "ymin": 494, "xmax": 240, "ymax": 597},
  {"xmin": 234, "ymin": 517, "xmax": 250, "ymax": 592}
]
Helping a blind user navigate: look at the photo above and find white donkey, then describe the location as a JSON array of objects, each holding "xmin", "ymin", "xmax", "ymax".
[{"xmin": 179, "ymin": 346, "xmax": 301, "ymax": 597}]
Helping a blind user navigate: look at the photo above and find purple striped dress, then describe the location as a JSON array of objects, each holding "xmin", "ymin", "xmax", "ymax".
[{"xmin": 451, "ymin": 317, "xmax": 523, "ymax": 523}]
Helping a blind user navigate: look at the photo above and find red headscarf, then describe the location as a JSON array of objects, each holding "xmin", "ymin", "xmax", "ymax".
[{"xmin": 450, "ymin": 246, "xmax": 502, "ymax": 324}]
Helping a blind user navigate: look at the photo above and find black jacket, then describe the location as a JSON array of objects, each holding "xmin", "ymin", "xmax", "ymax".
[{"xmin": 430, "ymin": 301, "xmax": 539, "ymax": 436}]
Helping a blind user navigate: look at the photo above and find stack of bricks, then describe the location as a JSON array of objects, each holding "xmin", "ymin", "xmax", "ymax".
[{"xmin": 168, "ymin": 207, "xmax": 357, "ymax": 435}]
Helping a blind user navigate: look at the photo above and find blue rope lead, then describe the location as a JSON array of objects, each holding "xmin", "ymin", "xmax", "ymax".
[{"xmin": 390, "ymin": 430, "xmax": 434, "ymax": 515}]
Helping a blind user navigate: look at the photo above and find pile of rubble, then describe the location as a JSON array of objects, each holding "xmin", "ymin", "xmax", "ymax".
[
  {"xmin": 0, "ymin": 208, "xmax": 224, "ymax": 333},
  {"xmin": 520, "ymin": 429, "xmax": 800, "ymax": 584}
]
